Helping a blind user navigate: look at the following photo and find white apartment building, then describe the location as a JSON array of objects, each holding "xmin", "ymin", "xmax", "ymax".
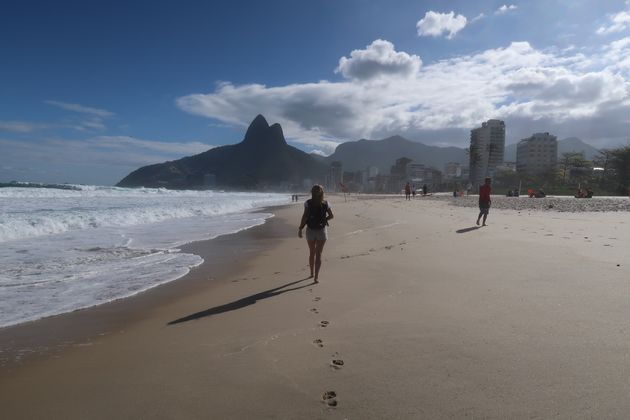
[
  {"xmin": 469, "ymin": 119, "xmax": 505, "ymax": 187},
  {"xmin": 516, "ymin": 132, "xmax": 558, "ymax": 174},
  {"xmin": 444, "ymin": 162, "xmax": 465, "ymax": 179},
  {"xmin": 408, "ymin": 163, "xmax": 426, "ymax": 180}
]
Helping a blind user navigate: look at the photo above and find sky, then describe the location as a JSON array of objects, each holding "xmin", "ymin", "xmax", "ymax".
[{"xmin": 3, "ymin": 0, "xmax": 630, "ymax": 185}]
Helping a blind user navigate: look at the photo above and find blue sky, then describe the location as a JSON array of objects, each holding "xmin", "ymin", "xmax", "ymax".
[{"xmin": 2, "ymin": 0, "xmax": 630, "ymax": 185}]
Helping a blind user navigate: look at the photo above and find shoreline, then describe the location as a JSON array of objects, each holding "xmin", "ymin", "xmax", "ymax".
[{"xmin": 0, "ymin": 204, "xmax": 295, "ymax": 369}]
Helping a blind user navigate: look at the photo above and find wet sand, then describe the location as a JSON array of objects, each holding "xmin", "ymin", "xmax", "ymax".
[{"xmin": 1, "ymin": 196, "xmax": 629, "ymax": 419}]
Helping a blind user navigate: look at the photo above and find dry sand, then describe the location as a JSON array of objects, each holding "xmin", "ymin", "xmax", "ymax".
[{"xmin": 1, "ymin": 195, "xmax": 629, "ymax": 419}]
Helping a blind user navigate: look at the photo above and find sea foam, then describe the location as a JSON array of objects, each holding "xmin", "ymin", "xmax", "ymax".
[{"xmin": 0, "ymin": 186, "xmax": 290, "ymax": 328}]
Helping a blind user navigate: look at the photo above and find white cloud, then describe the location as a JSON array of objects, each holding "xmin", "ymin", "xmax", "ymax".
[
  {"xmin": 90, "ymin": 136, "xmax": 212, "ymax": 155},
  {"xmin": 471, "ymin": 13, "xmax": 486, "ymax": 23},
  {"xmin": 416, "ymin": 11, "xmax": 467, "ymax": 39},
  {"xmin": 597, "ymin": 10, "xmax": 630, "ymax": 35},
  {"xmin": 44, "ymin": 100, "xmax": 114, "ymax": 118},
  {"xmin": 0, "ymin": 135, "xmax": 214, "ymax": 185},
  {"xmin": 335, "ymin": 39, "xmax": 422, "ymax": 80},
  {"xmin": 44, "ymin": 100, "xmax": 115, "ymax": 132},
  {"xmin": 176, "ymin": 38, "xmax": 630, "ymax": 153},
  {"xmin": 0, "ymin": 121, "xmax": 53, "ymax": 133},
  {"xmin": 495, "ymin": 4, "xmax": 518, "ymax": 15}
]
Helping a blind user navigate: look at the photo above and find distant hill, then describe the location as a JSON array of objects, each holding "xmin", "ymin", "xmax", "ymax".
[
  {"xmin": 117, "ymin": 115, "xmax": 328, "ymax": 189},
  {"xmin": 324, "ymin": 135, "xmax": 467, "ymax": 172},
  {"xmin": 504, "ymin": 137, "xmax": 600, "ymax": 161},
  {"xmin": 557, "ymin": 137, "xmax": 600, "ymax": 159}
]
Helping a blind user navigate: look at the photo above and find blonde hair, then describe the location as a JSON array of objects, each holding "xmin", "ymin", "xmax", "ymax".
[{"xmin": 310, "ymin": 184, "xmax": 324, "ymax": 206}]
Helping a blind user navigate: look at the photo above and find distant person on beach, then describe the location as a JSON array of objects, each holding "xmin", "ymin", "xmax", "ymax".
[
  {"xmin": 412, "ymin": 185, "xmax": 417, "ymax": 197},
  {"xmin": 404, "ymin": 182, "xmax": 411, "ymax": 200},
  {"xmin": 476, "ymin": 177, "xmax": 492, "ymax": 226},
  {"xmin": 422, "ymin": 184, "xmax": 428, "ymax": 196},
  {"xmin": 298, "ymin": 185, "xmax": 334, "ymax": 283}
]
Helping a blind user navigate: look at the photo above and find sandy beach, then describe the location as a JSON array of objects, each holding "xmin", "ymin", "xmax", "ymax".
[{"xmin": 1, "ymin": 195, "xmax": 630, "ymax": 419}]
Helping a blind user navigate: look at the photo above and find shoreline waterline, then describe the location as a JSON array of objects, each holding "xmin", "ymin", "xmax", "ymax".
[
  {"xmin": 0, "ymin": 204, "xmax": 296, "ymax": 368},
  {"xmin": 0, "ymin": 186, "xmax": 291, "ymax": 329}
]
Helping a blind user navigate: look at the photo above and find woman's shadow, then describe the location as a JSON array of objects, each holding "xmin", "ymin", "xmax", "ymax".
[
  {"xmin": 455, "ymin": 226, "xmax": 481, "ymax": 234},
  {"xmin": 168, "ymin": 277, "xmax": 315, "ymax": 325}
]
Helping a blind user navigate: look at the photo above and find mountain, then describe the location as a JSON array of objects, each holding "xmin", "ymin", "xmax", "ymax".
[
  {"xmin": 557, "ymin": 137, "xmax": 600, "ymax": 160},
  {"xmin": 117, "ymin": 115, "xmax": 328, "ymax": 189},
  {"xmin": 324, "ymin": 135, "xmax": 467, "ymax": 172},
  {"xmin": 504, "ymin": 137, "xmax": 600, "ymax": 161}
]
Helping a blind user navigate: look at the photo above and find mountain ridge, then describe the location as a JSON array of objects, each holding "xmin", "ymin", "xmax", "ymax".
[
  {"xmin": 116, "ymin": 115, "xmax": 327, "ymax": 189},
  {"xmin": 118, "ymin": 116, "xmax": 604, "ymax": 189},
  {"xmin": 324, "ymin": 135, "xmax": 468, "ymax": 173}
]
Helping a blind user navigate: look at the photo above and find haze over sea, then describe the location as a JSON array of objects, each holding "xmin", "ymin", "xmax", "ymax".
[{"xmin": 0, "ymin": 185, "xmax": 289, "ymax": 328}]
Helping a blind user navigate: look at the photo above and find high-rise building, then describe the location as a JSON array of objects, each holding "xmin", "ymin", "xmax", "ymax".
[
  {"xmin": 444, "ymin": 162, "xmax": 465, "ymax": 180},
  {"xmin": 328, "ymin": 161, "xmax": 343, "ymax": 191},
  {"xmin": 469, "ymin": 119, "xmax": 505, "ymax": 187},
  {"xmin": 516, "ymin": 132, "xmax": 558, "ymax": 174},
  {"xmin": 389, "ymin": 157, "xmax": 412, "ymax": 192},
  {"xmin": 408, "ymin": 163, "xmax": 426, "ymax": 180}
]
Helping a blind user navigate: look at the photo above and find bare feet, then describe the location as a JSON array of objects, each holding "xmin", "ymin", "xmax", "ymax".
[
  {"xmin": 314, "ymin": 277, "xmax": 319, "ymax": 284},
  {"xmin": 476, "ymin": 220, "xmax": 480, "ymax": 226}
]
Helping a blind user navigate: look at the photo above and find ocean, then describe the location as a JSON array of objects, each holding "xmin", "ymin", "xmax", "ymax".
[{"xmin": 0, "ymin": 185, "xmax": 290, "ymax": 328}]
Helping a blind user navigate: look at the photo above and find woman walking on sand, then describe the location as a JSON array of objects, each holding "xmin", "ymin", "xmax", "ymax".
[{"xmin": 298, "ymin": 185, "xmax": 334, "ymax": 283}]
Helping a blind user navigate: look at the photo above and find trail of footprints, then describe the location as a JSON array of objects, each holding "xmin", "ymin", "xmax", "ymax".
[
  {"xmin": 309, "ymin": 294, "xmax": 343, "ymax": 408},
  {"xmin": 340, "ymin": 241, "xmax": 408, "ymax": 260}
]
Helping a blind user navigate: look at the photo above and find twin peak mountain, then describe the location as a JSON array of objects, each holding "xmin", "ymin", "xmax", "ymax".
[{"xmin": 116, "ymin": 115, "xmax": 328, "ymax": 189}]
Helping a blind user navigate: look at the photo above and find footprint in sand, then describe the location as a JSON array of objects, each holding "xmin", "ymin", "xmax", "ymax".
[
  {"xmin": 313, "ymin": 339, "xmax": 324, "ymax": 348},
  {"xmin": 322, "ymin": 391, "xmax": 338, "ymax": 407},
  {"xmin": 310, "ymin": 308, "xmax": 319, "ymax": 314},
  {"xmin": 319, "ymin": 320, "xmax": 329, "ymax": 328},
  {"xmin": 313, "ymin": 297, "xmax": 321, "ymax": 302},
  {"xmin": 330, "ymin": 359, "xmax": 344, "ymax": 369}
]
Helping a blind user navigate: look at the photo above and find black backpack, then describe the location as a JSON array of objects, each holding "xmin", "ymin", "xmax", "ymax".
[{"xmin": 306, "ymin": 200, "xmax": 329, "ymax": 230}]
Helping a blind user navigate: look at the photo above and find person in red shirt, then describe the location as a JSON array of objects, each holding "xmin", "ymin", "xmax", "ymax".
[{"xmin": 476, "ymin": 177, "xmax": 492, "ymax": 226}]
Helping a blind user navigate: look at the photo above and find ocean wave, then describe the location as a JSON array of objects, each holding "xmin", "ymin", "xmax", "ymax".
[{"xmin": 0, "ymin": 186, "xmax": 289, "ymax": 243}]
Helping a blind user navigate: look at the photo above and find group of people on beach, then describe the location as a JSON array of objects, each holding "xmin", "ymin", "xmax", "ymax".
[
  {"xmin": 575, "ymin": 187, "xmax": 593, "ymax": 198},
  {"xmin": 404, "ymin": 182, "xmax": 428, "ymax": 200},
  {"xmin": 296, "ymin": 178, "xmax": 496, "ymax": 283}
]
